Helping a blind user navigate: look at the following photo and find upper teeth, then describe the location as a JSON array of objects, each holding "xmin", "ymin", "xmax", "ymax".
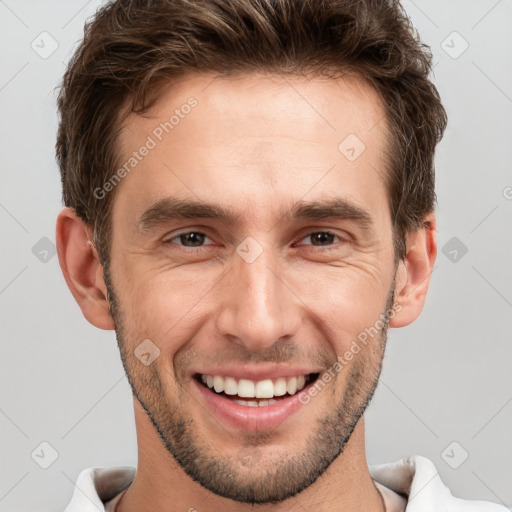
[{"xmin": 201, "ymin": 374, "xmax": 309, "ymax": 398}]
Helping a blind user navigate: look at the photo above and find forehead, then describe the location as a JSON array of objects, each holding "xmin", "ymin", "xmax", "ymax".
[
  {"xmin": 113, "ymin": 71, "xmax": 390, "ymax": 230},
  {"xmin": 120, "ymin": 70, "xmax": 387, "ymax": 150}
]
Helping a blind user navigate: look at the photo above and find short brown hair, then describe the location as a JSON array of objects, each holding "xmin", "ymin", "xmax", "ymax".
[{"xmin": 56, "ymin": 0, "xmax": 447, "ymax": 267}]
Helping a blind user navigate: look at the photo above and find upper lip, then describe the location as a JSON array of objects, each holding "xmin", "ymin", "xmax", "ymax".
[{"xmin": 193, "ymin": 364, "xmax": 322, "ymax": 381}]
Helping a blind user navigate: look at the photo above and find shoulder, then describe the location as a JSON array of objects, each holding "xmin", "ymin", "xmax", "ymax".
[
  {"xmin": 369, "ymin": 455, "xmax": 508, "ymax": 511},
  {"xmin": 64, "ymin": 466, "xmax": 135, "ymax": 512}
]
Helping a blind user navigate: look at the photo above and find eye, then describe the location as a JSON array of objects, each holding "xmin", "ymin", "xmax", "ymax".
[
  {"xmin": 164, "ymin": 231, "xmax": 213, "ymax": 248},
  {"xmin": 295, "ymin": 231, "xmax": 346, "ymax": 248},
  {"xmin": 163, "ymin": 230, "xmax": 347, "ymax": 252}
]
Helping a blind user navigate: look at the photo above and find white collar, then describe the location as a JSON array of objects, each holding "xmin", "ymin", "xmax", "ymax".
[{"xmin": 64, "ymin": 455, "xmax": 507, "ymax": 511}]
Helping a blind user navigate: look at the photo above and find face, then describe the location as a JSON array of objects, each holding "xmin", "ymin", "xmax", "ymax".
[{"xmin": 106, "ymin": 72, "xmax": 398, "ymax": 503}]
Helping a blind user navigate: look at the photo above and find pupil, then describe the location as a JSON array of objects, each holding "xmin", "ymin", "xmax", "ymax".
[
  {"xmin": 313, "ymin": 232, "xmax": 334, "ymax": 245},
  {"xmin": 182, "ymin": 232, "xmax": 204, "ymax": 246}
]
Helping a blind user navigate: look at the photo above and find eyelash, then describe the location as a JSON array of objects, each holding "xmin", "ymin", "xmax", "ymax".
[{"xmin": 163, "ymin": 230, "xmax": 348, "ymax": 252}]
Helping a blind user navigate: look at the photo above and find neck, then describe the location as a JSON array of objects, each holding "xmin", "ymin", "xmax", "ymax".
[{"xmin": 118, "ymin": 400, "xmax": 384, "ymax": 512}]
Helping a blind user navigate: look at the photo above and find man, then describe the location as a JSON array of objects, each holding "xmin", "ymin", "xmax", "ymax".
[{"xmin": 56, "ymin": 0, "xmax": 506, "ymax": 511}]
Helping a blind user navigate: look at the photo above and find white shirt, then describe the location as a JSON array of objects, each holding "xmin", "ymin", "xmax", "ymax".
[{"xmin": 63, "ymin": 455, "xmax": 508, "ymax": 511}]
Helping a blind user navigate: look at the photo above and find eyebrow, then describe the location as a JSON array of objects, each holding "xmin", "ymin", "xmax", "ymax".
[{"xmin": 137, "ymin": 196, "xmax": 374, "ymax": 235}]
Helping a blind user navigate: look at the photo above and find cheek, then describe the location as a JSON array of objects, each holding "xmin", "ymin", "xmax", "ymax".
[
  {"xmin": 115, "ymin": 266, "xmax": 219, "ymax": 348},
  {"xmin": 288, "ymin": 262, "xmax": 392, "ymax": 343}
]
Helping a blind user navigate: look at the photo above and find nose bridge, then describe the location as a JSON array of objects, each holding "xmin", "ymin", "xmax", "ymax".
[{"xmin": 215, "ymin": 237, "xmax": 302, "ymax": 350}]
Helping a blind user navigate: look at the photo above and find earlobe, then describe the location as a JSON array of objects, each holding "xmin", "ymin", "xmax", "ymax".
[
  {"xmin": 56, "ymin": 208, "xmax": 115, "ymax": 330},
  {"xmin": 389, "ymin": 213, "xmax": 437, "ymax": 328}
]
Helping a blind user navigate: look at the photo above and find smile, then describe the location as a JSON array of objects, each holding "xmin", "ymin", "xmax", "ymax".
[
  {"xmin": 193, "ymin": 372, "xmax": 321, "ymax": 431},
  {"xmin": 198, "ymin": 373, "xmax": 318, "ymax": 406}
]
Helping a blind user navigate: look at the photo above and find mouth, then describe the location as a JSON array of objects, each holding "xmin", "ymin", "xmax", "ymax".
[
  {"xmin": 194, "ymin": 372, "xmax": 321, "ymax": 406},
  {"xmin": 192, "ymin": 372, "xmax": 322, "ymax": 431}
]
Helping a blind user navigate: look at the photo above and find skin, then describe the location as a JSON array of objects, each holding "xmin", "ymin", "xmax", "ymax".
[{"xmin": 56, "ymin": 72, "xmax": 436, "ymax": 512}]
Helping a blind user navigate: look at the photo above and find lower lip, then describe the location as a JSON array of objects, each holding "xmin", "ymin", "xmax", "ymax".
[{"xmin": 193, "ymin": 377, "xmax": 316, "ymax": 432}]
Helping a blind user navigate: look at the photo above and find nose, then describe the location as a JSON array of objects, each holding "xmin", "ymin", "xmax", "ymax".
[{"xmin": 214, "ymin": 241, "xmax": 303, "ymax": 351}]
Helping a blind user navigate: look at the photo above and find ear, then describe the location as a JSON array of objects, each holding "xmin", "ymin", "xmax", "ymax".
[
  {"xmin": 389, "ymin": 213, "xmax": 437, "ymax": 328},
  {"xmin": 56, "ymin": 207, "xmax": 115, "ymax": 330}
]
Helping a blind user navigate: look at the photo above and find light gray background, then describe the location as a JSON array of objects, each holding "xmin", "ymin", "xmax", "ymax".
[{"xmin": 1, "ymin": 1, "xmax": 511, "ymax": 510}]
